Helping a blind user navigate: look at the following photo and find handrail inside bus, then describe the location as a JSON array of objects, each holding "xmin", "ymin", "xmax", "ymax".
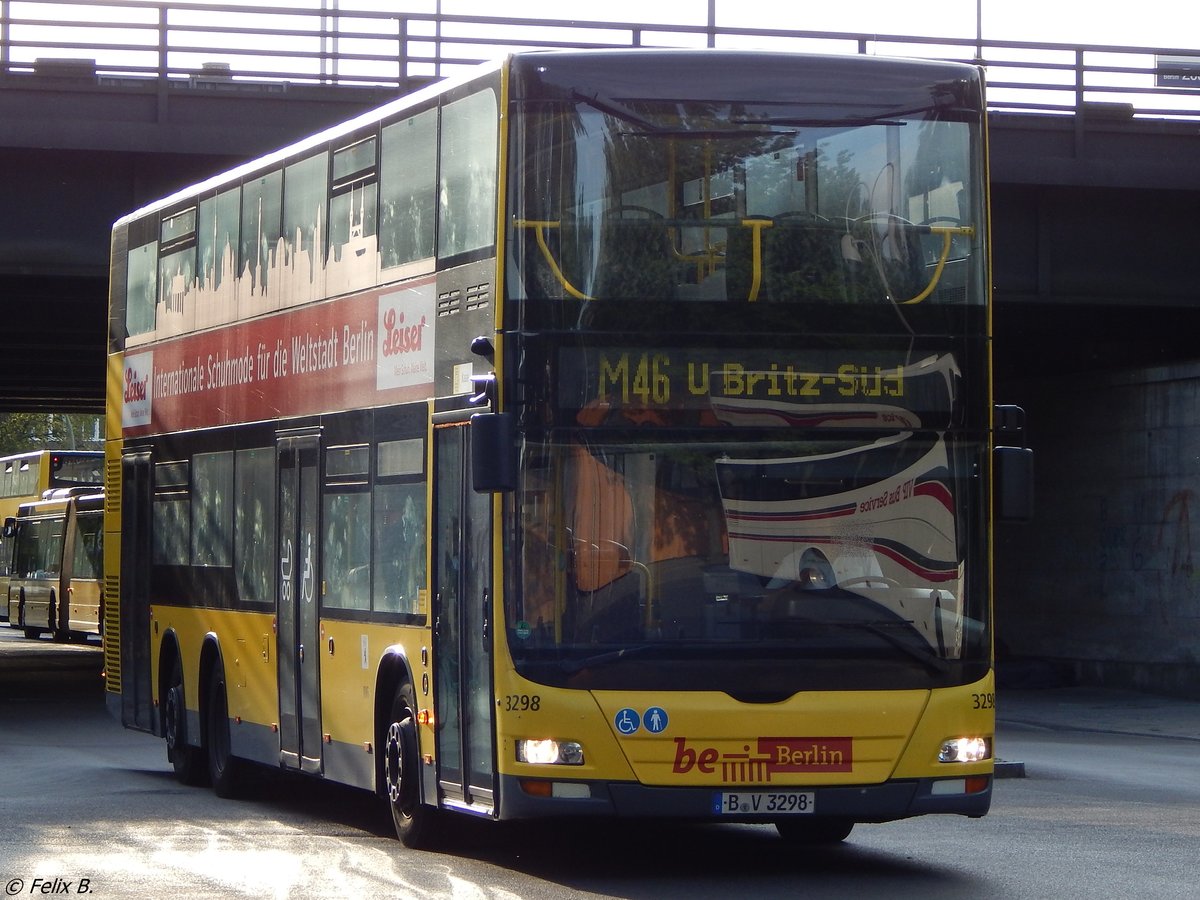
[
  {"xmin": 516, "ymin": 215, "xmax": 773, "ymax": 302},
  {"xmin": 517, "ymin": 216, "xmax": 973, "ymax": 304},
  {"xmin": 514, "ymin": 219, "xmax": 595, "ymax": 301},
  {"xmin": 740, "ymin": 218, "xmax": 772, "ymax": 303},
  {"xmin": 898, "ymin": 224, "xmax": 976, "ymax": 305}
]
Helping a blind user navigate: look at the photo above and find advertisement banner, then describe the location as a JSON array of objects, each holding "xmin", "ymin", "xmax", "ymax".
[{"xmin": 121, "ymin": 282, "xmax": 437, "ymax": 436}]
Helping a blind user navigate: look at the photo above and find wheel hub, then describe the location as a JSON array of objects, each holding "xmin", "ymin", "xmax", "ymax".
[{"xmin": 385, "ymin": 722, "xmax": 403, "ymax": 803}]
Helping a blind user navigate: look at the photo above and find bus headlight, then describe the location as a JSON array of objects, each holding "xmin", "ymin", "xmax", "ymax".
[
  {"xmin": 938, "ymin": 736, "xmax": 990, "ymax": 763},
  {"xmin": 517, "ymin": 739, "xmax": 584, "ymax": 765}
]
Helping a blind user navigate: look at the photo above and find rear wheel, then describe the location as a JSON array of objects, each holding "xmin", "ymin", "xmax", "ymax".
[
  {"xmin": 775, "ymin": 818, "xmax": 854, "ymax": 844},
  {"xmin": 19, "ymin": 599, "xmax": 41, "ymax": 640},
  {"xmin": 206, "ymin": 663, "xmax": 243, "ymax": 798},
  {"xmin": 164, "ymin": 656, "xmax": 206, "ymax": 785},
  {"xmin": 383, "ymin": 684, "xmax": 435, "ymax": 848}
]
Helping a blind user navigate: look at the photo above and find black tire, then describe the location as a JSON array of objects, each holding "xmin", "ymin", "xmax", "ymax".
[
  {"xmin": 19, "ymin": 599, "xmax": 41, "ymax": 640},
  {"xmin": 50, "ymin": 594, "xmax": 68, "ymax": 643},
  {"xmin": 164, "ymin": 656, "xmax": 207, "ymax": 785},
  {"xmin": 206, "ymin": 663, "xmax": 243, "ymax": 798},
  {"xmin": 775, "ymin": 818, "xmax": 854, "ymax": 844},
  {"xmin": 383, "ymin": 684, "xmax": 435, "ymax": 848}
]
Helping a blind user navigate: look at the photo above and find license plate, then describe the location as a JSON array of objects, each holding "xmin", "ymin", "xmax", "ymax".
[{"xmin": 714, "ymin": 791, "xmax": 815, "ymax": 815}]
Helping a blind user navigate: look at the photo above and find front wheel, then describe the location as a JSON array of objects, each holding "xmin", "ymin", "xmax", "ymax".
[
  {"xmin": 383, "ymin": 685, "xmax": 436, "ymax": 848},
  {"xmin": 776, "ymin": 818, "xmax": 854, "ymax": 844}
]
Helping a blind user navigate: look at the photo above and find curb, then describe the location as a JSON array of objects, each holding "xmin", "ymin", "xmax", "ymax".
[{"xmin": 994, "ymin": 759, "xmax": 1026, "ymax": 779}]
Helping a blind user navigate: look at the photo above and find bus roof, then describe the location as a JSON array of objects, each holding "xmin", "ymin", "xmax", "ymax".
[
  {"xmin": 113, "ymin": 48, "xmax": 982, "ymax": 230},
  {"xmin": 14, "ymin": 491, "xmax": 104, "ymax": 518},
  {"xmin": 114, "ymin": 55, "xmax": 506, "ymax": 229}
]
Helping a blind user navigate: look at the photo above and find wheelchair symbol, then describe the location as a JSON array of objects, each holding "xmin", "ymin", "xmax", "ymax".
[{"xmin": 615, "ymin": 708, "xmax": 641, "ymax": 735}]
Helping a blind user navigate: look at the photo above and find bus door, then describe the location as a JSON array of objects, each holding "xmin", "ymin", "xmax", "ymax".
[
  {"xmin": 11, "ymin": 511, "xmax": 63, "ymax": 638},
  {"xmin": 56, "ymin": 498, "xmax": 79, "ymax": 637},
  {"xmin": 432, "ymin": 416, "xmax": 496, "ymax": 811},
  {"xmin": 276, "ymin": 433, "xmax": 323, "ymax": 774},
  {"xmin": 119, "ymin": 452, "xmax": 154, "ymax": 731}
]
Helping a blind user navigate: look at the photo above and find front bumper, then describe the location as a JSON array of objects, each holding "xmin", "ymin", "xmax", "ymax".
[{"xmin": 497, "ymin": 774, "xmax": 991, "ymax": 822}]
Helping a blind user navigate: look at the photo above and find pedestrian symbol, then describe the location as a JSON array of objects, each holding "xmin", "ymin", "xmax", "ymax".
[
  {"xmin": 644, "ymin": 706, "xmax": 669, "ymax": 733},
  {"xmin": 615, "ymin": 708, "xmax": 641, "ymax": 735}
]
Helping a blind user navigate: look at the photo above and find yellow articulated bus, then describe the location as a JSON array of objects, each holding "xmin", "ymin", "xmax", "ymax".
[
  {"xmin": 4, "ymin": 489, "xmax": 104, "ymax": 641},
  {"xmin": 104, "ymin": 49, "xmax": 1031, "ymax": 847},
  {"xmin": 0, "ymin": 450, "xmax": 103, "ymax": 622}
]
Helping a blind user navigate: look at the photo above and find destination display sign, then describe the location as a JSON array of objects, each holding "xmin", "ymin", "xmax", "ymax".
[{"xmin": 555, "ymin": 347, "xmax": 959, "ymax": 429}]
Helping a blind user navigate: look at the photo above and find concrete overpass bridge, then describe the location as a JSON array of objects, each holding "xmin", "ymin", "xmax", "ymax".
[
  {"xmin": 2, "ymin": 5, "xmax": 1199, "ymax": 410},
  {"xmin": 2, "ymin": 3, "xmax": 1200, "ymax": 693}
]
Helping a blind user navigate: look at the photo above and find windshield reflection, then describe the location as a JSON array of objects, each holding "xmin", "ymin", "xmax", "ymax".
[
  {"xmin": 510, "ymin": 97, "xmax": 979, "ymax": 308},
  {"xmin": 507, "ymin": 416, "xmax": 984, "ymax": 692}
]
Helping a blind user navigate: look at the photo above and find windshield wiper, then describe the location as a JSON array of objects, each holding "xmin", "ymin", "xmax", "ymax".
[
  {"xmin": 559, "ymin": 639, "xmax": 839, "ymax": 674},
  {"xmin": 559, "ymin": 643, "xmax": 665, "ymax": 674},
  {"xmin": 558, "ymin": 627, "xmax": 948, "ymax": 676},
  {"xmin": 571, "ymin": 90, "xmax": 658, "ymax": 131},
  {"xmin": 829, "ymin": 621, "xmax": 949, "ymax": 675},
  {"xmin": 732, "ymin": 116, "xmax": 906, "ymax": 128}
]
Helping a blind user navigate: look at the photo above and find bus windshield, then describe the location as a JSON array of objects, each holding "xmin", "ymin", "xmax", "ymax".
[
  {"xmin": 51, "ymin": 453, "xmax": 105, "ymax": 490},
  {"xmin": 511, "ymin": 89, "xmax": 980, "ymax": 308},
  {"xmin": 506, "ymin": 351, "xmax": 987, "ymax": 697}
]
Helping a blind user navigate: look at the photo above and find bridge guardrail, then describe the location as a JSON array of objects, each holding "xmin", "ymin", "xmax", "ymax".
[{"xmin": 1, "ymin": 0, "xmax": 1199, "ymax": 121}]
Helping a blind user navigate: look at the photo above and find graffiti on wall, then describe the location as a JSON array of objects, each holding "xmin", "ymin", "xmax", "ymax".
[{"xmin": 1157, "ymin": 489, "xmax": 1195, "ymax": 579}]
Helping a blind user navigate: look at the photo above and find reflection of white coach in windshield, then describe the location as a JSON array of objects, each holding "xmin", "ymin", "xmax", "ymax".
[{"xmin": 715, "ymin": 354, "xmax": 964, "ymax": 657}]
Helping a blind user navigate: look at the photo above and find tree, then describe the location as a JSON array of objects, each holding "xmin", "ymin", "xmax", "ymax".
[{"xmin": 0, "ymin": 413, "xmax": 104, "ymax": 454}]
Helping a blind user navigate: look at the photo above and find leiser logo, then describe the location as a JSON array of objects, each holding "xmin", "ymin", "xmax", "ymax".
[
  {"xmin": 376, "ymin": 284, "xmax": 435, "ymax": 391},
  {"xmin": 673, "ymin": 736, "xmax": 852, "ymax": 782},
  {"xmin": 122, "ymin": 351, "xmax": 154, "ymax": 428}
]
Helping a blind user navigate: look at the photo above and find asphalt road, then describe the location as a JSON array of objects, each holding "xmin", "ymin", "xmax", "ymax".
[{"xmin": 1, "ymin": 629, "xmax": 1196, "ymax": 899}]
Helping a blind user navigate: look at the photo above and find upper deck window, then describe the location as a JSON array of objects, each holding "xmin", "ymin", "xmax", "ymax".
[
  {"xmin": 508, "ymin": 65, "xmax": 983, "ymax": 314},
  {"xmin": 284, "ymin": 154, "xmax": 328, "ymax": 284},
  {"xmin": 380, "ymin": 109, "xmax": 438, "ymax": 269},
  {"xmin": 333, "ymin": 137, "xmax": 376, "ymax": 186},
  {"xmin": 198, "ymin": 187, "xmax": 240, "ymax": 295},
  {"xmin": 329, "ymin": 137, "xmax": 378, "ymax": 286},
  {"xmin": 160, "ymin": 208, "xmax": 196, "ymax": 249},
  {"xmin": 240, "ymin": 171, "xmax": 283, "ymax": 295},
  {"xmin": 126, "ymin": 240, "xmax": 157, "ymax": 338},
  {"xmin": 438, "ymin": 89, "xmax": 498, "ymax": 260}
]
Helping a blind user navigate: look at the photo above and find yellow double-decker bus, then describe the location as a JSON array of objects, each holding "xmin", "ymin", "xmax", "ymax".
[
  {"xmin": 1, "ymin": 450, "xmax": 103, "ymax": 621},
  {"xmin": 105, "ymin": 49, "xmax": 1030, "ymax": 847}
]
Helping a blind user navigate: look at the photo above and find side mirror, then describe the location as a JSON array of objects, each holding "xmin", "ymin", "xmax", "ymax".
[
  {"xmin": 993, "ymin": 404, "xmax": 1033, "ymax": 523},
  {"xmin": 2, "ymin": 517, "xmax": 14, "ymax": 539},
  {"xmin": 994, "ymin": 445, "xmax": 1034, "ymax": 523},
  {"xmin": 471, "ymin": 412, "xmax": 516, "ymax": 493}
]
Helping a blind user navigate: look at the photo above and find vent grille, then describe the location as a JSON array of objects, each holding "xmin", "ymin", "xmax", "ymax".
[
  {"xmin": 103, "ymin": 575, "xmax": 121, "ymax": 692},
  {"xmin": 464, "ymin": 282, "xmax": 491, "ymax": 311},
  {"xmin": 105, "ymin": 458, "xmax": 122, "ymax": 515},
  {"xmin": 437, "ymin": 289, "xmax": 460, "ymax": 316},
  {"xmin": 437, "ymin": 282, "xmax": 491, "ymax": 317}
]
